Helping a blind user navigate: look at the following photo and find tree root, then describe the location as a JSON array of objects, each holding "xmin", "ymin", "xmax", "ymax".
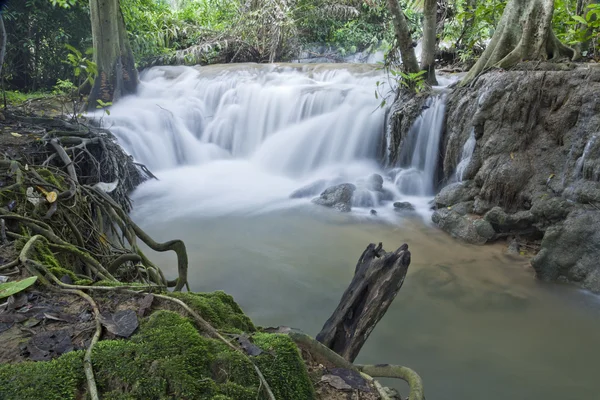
[{"xmin": 287, "ymin": 330, "xmax": 424, "ymax": 400}]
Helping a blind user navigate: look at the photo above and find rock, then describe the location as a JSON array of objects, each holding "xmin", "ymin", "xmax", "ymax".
[
  {"xmin": 379, "ymin": 188, "xmax": 395, "ymax": 202},
  {"xmin": 564, "ymin": 181, "xmax": 600, "ymax": 205},
  {"xmin": 484, "ymin": 206, "xmax": 535, "ymax": 234},
  {"xmin": 449, "ymin": 201, "xmax": 473, "ymax": 215},
  {"xmin": 393, "ymin": 201, "xmax": 415, "ymax": 212},
  {"xmin": 473, "ymin": 219, "xmax": 496, "ymax": 241},
  {"xmin": 472, "ymin": 197, "xmax": 494, "ymax": 214},
  {"xmin": 366, "ymin": 174, "xmax": 384, "ymax": 192},
  {"xmin": 290, "ymin": 179, "xmax": 328, "ymax": 199},
  {"xmin": 312, "ymin": 183, "xmax": 356, "ymax": 212},
  {"xmin": 530, "ymin": 195, "xmax": 574, "ymax": 227},
  {"xmin": 435, "ymin": 181, "xmax": 477, "ymax": 208},
  {"xmin": 432, "ymin": 209, "xmax": 495, "ymax": 245},
  {"xmin": 531, "ymin": 210, "xmax": 600, "ymax": 292},
  {"xmin": 507, "ymin": 237, "xmax": 521, "ymax": 255},
  {"xmin": 352, "ymin": 188, "xmax": 376, "ymax": 208}
]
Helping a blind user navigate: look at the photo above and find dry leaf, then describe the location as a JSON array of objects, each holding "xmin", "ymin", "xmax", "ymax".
[{"xmin": 46, "ymin": 191, "xmax": 58, "ymax": 203}]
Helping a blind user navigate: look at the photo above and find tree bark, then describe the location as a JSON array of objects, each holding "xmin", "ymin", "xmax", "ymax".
[
  {"xmin": 0, "ymin": 15, "xmax": 6, "ymax": 79},
  {"xmin": 462, "ymin": 0, "xmax": 574, "ymax": 85},
  {"xmin": 421, "ymin": 0, "xmax": 438, "ymax": 85},
  {"xmin": 88, "ymin": 0, "xmax": 138, "ymax": 109},
  {"xmin": 316, "ymin": 243, "xmax": 411, "ymax": 363},
  {"xmin": 386, "ymin": 0, "xmax": 420, "ymax": 73}
]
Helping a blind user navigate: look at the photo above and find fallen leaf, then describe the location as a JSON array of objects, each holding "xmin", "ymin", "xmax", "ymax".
[
  {"xmin": 93, "ymin": 180, "xmax": 119, "ymax": 193},
  {"xmin": 27, "ymin": 329, "xmax": 73, "ymax": 361},
  {"xmin": 320, "ymin": 375, "xmax": 352, "ymax": 391},
  {"xmin": 137, "ymin": 294, "xmax": 154, "ymax": 317},
  {"xmin": 0, "ymin": 277, "xmax": 38, "ymax": 300},
  {"xmin": 10, "ymin": 132, "xmax": 22, "ymax": 137},
  {"xmin": 328, "ymin": 368, "xmax": 371, "ymax": 392},
  {"xmin": 22, "ymin": 317, "xmax": 41, "ymax": 328},
  {"xmin": 7, "ymin": 293, "xmax": 29, "ymax": 311},
  {"xmin": 46, "ymin": 191, "xmax": 58, "ymax": 203},
  {"xmin": 100, "ymin": 310, "xmax": 138, "ymax": 338}
]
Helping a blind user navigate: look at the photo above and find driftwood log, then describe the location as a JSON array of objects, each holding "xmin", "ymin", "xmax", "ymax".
[{"xmin": 316, "ymin": 242, "xmax": 411, "ymax": 363}]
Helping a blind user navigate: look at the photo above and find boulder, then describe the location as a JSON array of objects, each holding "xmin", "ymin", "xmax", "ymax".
[
  {"xmin": 531, "ymin": 210, "xmax": 600, "ymax": 293},
  {"xmin": 484, "ymin": 206, "xmax": 535, "ymax": 234},
  {"xmin": 366, "ymin": 174, "xmax": 384, "ymax": 192},
  {"xmin": 435, "ymin": 181, "xmax": 478, "ymax": 208},
  {"xmin": 312, "ymin": 183, "xmax": 356, "ymax": 212},
  {"xmin": 432, "ymin": 209, "xmax": 495, "ymax": 245},
  {"xmin": 448, "ymin": 201, "xmax": 473, "ymax": 216}
]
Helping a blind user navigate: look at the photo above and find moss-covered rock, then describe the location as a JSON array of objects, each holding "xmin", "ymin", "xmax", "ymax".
[
  {"xmin": 168, "ymin": 291, "xmax": 256, "ymax": 332},
  {"xmin": 0, "ymin": 308, "xmax": 315, "ymax": 400}
]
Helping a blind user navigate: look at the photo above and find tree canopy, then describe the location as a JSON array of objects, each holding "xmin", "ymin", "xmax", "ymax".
[{"xmin": 0, "ymin": 0, "xmax": 598, "ymax": 99}]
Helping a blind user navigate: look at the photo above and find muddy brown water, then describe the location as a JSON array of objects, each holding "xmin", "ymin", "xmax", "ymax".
[{"xmin": 135, "ymin": 207, "xmax": 600, "ymax": 400}]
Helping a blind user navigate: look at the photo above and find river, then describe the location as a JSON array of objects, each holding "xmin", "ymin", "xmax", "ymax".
[{"xmin": 100, "ymin": 63, "xmax": 600, "ymax": 399}]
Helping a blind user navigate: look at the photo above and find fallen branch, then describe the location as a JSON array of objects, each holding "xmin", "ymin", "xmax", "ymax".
[{"xmin": 317, "ymin": 243, "xmax": 411, "ymax": 362}]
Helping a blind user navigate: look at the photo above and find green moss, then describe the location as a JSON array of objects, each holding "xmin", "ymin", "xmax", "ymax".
[
  {"xmin": 74, "ymin": 278, "xmax": 93, "ymax": 286},
  {"xmin": 0, "ymin": 310, "xmax": 315, "ymax": 400},
  {"xmin": 253, "ymin": 333, "xmax": 316, "ymax": 400},
  {"xmin": 168, "ymin": 291, "xmax": 255, "ymax": 332},
  {"xmin": 37, "ymin": 168, "xmax": 66, "ymax": 191},
  {"xmin": 0, "ymin": 350, "xmax": 85, "ymax": 400},
  {"xmin": 48, "ymin": 266, "xmax": 77, "ymax": 281}
]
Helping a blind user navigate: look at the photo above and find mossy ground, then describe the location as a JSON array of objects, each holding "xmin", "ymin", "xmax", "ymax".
[{"xmin": 0, "ymin": 303, "xmax": 316, "ymax": 400}]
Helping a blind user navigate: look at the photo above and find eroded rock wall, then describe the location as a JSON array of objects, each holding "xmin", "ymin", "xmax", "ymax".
[{"xmin": 432, "ymin": 66, "xmax": 600, "ymax": 291}]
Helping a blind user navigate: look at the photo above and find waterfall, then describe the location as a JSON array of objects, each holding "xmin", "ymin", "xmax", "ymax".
[
  {"xmin": 93, "ymin": 64, "xmax": 448, "ymax": 220},
  {"xmin": 392, "ymin": 95, "xmax": 447, "ymax": 196},
  {"xmin": 455, "ymin": 129, "xmax": 476, "ymax": 181},
  {"xmin": 574, "ymin": 135, "xmax": 598, "ymax": 180}
]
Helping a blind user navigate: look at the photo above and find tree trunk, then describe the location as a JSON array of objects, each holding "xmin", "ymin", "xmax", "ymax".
[
  {"xmin": 421, "ymin": 0, "xmax": 438, "ymax": 85},
  {"xmin": 386, "ymin": 0, "xmax": 420, "ymax": 73},
  {"xmin": 0, "ymin": 15, "xmax": 6, "ymax": 79},
  {"xmin": 462, "ymin": 0, "xmax": 574, "ymax": 85},
  {"xmin": 88, "ymin": 0, "xmax": 138, "ymax": 109},
  {"xmin": 316, "ymin": 243, "xmax": 411, "ymax": 363}
]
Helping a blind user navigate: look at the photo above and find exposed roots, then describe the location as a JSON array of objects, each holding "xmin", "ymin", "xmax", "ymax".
[
  {"xmin": 462, "ymin": 0, "xmax": 574, "ymax": 85},
  {"xmin": 287, "ymin": 330, "xmax": 425, "ymax": 400},
  {"xmin": 0, "ymin": 119, "xmax": 188, "ymax": 289}
]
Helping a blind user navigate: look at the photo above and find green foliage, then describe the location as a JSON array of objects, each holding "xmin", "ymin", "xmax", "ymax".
[
  {"xmin": 120, "ymin": 0, "xmax": 237, "ymax": 64},
  {"xmin": 2, "ymin": 0, "xmax": 91, "ymax": 91},
  {"xmin": 64, "ymin": 44, "xmax": 97, "ymax": 87},
  {"xmin": 554, "ymin": 0, "xmax": 600, "ymax": 57}
]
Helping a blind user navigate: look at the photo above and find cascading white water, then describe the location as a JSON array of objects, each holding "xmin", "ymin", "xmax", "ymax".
[
  {"xmin": 392, "ymin": 95, "xmax": 447, "ymax": 196},
  {"xmin": 455, "ymin": 129, "xmax": 476, "ymax": 182},
  {"xmin": 574, "ymin": 135, "xmax": 597, "ymax": 180},
  {"xmin": 95, "ymin": 64, "xmax": 447, "ymax": 221}
]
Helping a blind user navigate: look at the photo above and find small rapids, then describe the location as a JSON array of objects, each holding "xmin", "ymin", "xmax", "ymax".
[{"xmin": 97, "ymin": 64, "xmax": 447, "ymax": 221}]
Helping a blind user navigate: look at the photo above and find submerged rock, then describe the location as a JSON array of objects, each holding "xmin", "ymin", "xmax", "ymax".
[
  {"xmin": 432, "ymin": 209, "xmax": 495, "ymax": 245},
  {"xmin": 393, "ymin": 201, "xmax": 415, "ymax": 212},
  {"xmin": 366, "ymin": 173, "xmax": 384, "ymax": 192},
  {"xmin": 311, "ymin": 183, "xmax": 356, "ymax": 212},
  {"xmin": 531, "ymin": 210, "xmax": 600, "ymax": 293}
]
